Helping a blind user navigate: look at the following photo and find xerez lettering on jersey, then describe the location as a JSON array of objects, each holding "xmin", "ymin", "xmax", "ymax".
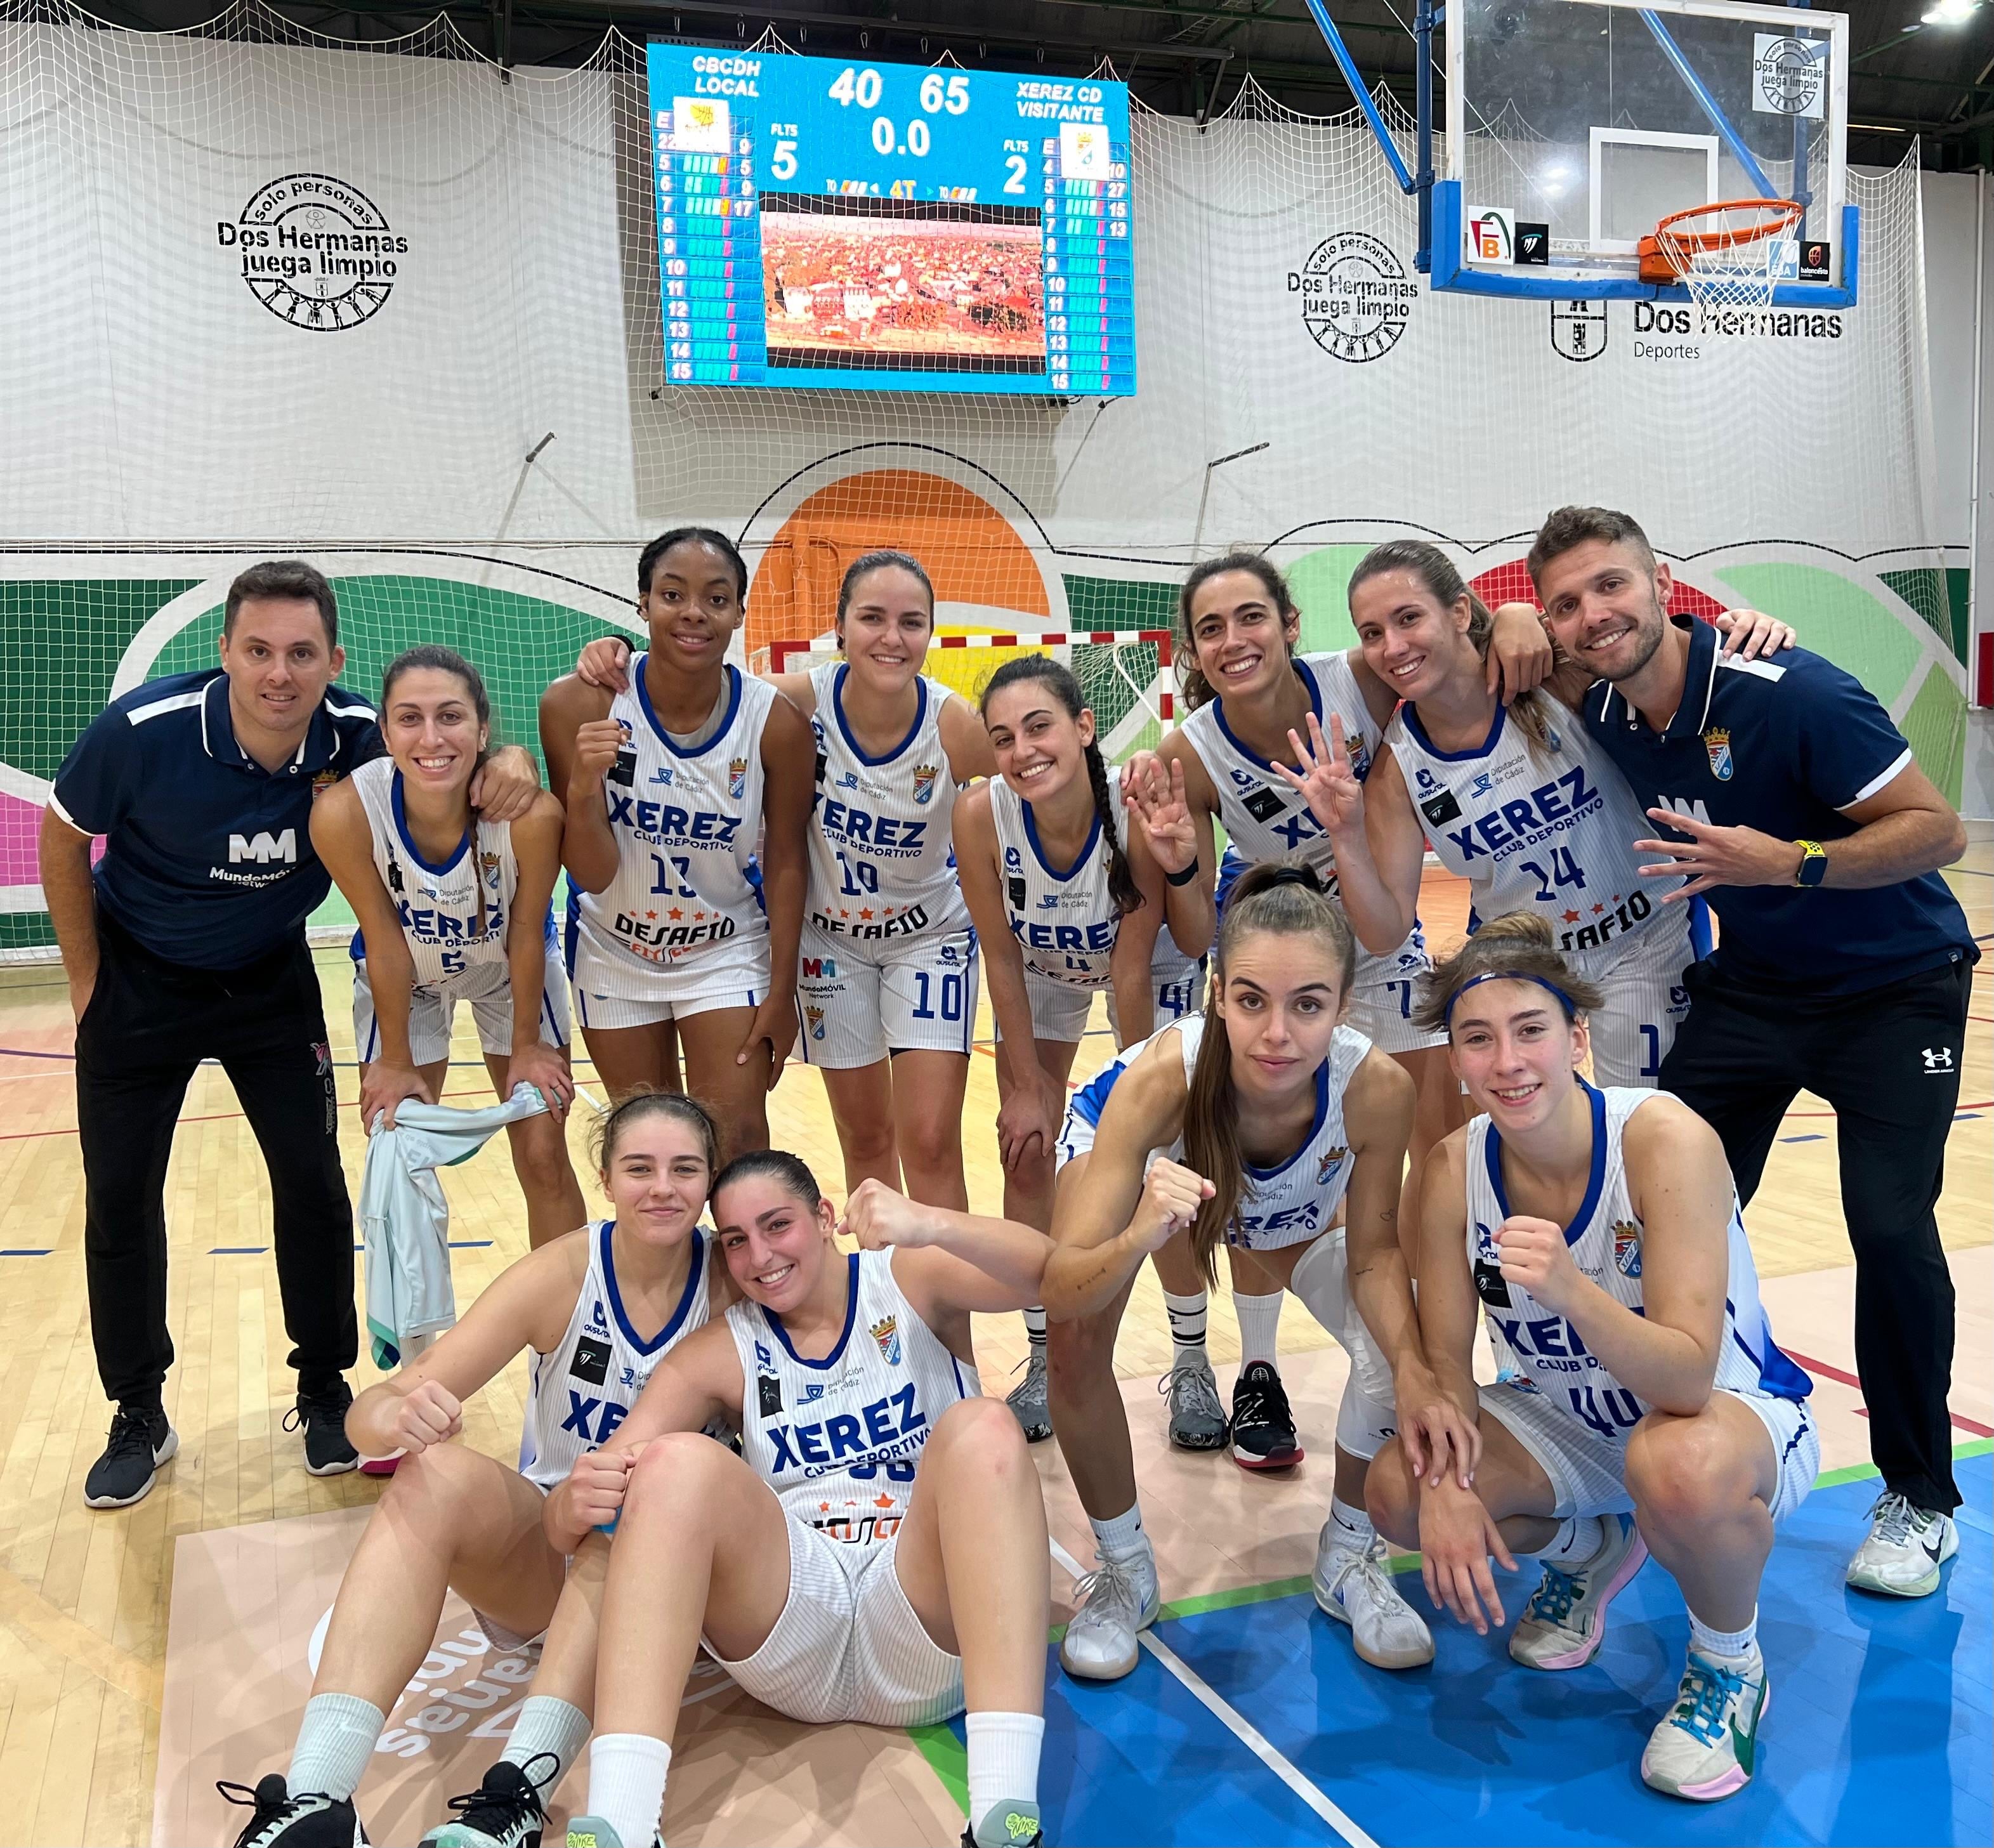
[
  {"xmin": 605, "ymin": 793, "xmax": 743, "ymax": 846},
  {"xmin": 1441, "ymin": 766, "xmax": 1603, "ymax": 865},
  {"xmin": 812, "ymin": 795, "xmax": 928, "ymax": 858},
  {"xmin": 763, "ymin": 1381, "xmax": 929, "ymax": 1477}
]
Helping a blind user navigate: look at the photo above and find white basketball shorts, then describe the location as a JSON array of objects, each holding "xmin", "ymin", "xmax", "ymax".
[
  {"xmin": 794, "ymin": 922, "xmax": 980, "ymax": 1068},
  {"xmin": 705, "ymin": 1514, "xmax": 964, "ymax": 1727},
  {"xmin": 353, "ymin": 937, "xmax": 570, "ymax": 1068}
]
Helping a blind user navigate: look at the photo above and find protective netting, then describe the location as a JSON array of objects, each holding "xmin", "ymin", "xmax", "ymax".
[{"xmin": 0, "ymin": 2, "xmax": 1960, "ymax": 950}]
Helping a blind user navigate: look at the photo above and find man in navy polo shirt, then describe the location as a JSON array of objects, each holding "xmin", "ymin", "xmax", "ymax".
[
  {"xmin": 1530, "ymin": 506, "xmax": 1975, "ymax": 1602},
  {"xmin": 39, "ymin": 560, "xmax": 539, "ymax": 1509}
]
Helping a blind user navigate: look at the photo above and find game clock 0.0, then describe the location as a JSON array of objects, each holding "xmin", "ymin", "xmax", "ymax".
[{"xmin": 645, "ymin": 43, "xmax": 1137, "ymax": 396}]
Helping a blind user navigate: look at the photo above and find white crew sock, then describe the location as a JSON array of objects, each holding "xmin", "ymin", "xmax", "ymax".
[
  {"xmin": 1022, "ymin": 1307, "xmax": 1048, "ymax": 1352},
  {"xmin": 501, "ymin": 1695, "xmax": 591, "ymax": 1792},
  {"xmin": 966, "ymin": 1711, "xmax": 1045, "ymax": 1847},
  {"xmin": 288, "ymin": 1693, "xmax": 385, "ymax": 1802},
  {"xmin": 1540, "ymin": 1514, "xmax": 1608, "ymax": 1566},
  {"xmin": 587, "ymin": 1732, "xmax": 671, "ymax": 1848},
  {"xmin": 1089, "ymin": 1502, "xmax": 1148, "ymax": 1564},
  {"xmin": 1234, "ymin": 1290, "xmax": 1284, "ymax": 1370},
  {"xmin": 1688, "ymin": 1604, "xmax": 1759, "ymax": 1664},
  {"xmin": 1162, "ymin": 1290, "xmax": 1208, "ymax": 1366},
  {"xmin": 1327, "ymin": 1495, "xmax": 1375, "ymax": 1555}
]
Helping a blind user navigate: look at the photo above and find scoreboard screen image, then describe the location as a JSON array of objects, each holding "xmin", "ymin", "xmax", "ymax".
[{"xmin": 645, "ymin": 45, "xmax": 1136, "ymax": 396}]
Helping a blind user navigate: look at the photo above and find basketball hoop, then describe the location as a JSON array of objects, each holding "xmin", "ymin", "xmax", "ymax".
[{"xmin": 1637, "ymin": 199, "xmax": 1805, "ymax": 325}]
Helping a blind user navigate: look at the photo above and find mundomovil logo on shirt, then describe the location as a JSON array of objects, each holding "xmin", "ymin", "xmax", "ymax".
[{"xmin": 211, "ymin": 827, "xmax": 299, "ymax": 888}]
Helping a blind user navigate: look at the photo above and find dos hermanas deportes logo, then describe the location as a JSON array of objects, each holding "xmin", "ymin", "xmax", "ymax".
[{"xmin": 218, "ymin": 174, "xmax": 409, "ymax": 331}]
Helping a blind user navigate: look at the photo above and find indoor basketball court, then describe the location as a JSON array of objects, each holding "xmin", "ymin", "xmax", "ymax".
[{"xmin": 1, "ymin": 0, "xmax": 1990, "ymax": 1842}]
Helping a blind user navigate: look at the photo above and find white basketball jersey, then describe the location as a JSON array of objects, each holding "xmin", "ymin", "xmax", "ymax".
[
  {"xmin": 349, "ymin": 756, "xmax": 518, "ymax": 989},
  {"xmin": 1387, "ymin": 696, "xmax": 1674, "ymax": 955},
  {"xmin": 988, "ymin": 773, "xmax": 1129, "ymax": 991},
  {"xmin": 1181, "ymin": 652, "xmax": 1379, "ymax": 878},
  {"xmin": 807, "ymin": 663, "xmax": 969, "ymax": 942},
  {"xmin": 571, "ymin": 660, "xmax": 773, "ymax": 983},
  {"xmin": 1464, "ymin": 1084, "xmax": 1811, "ymax": 1448},
  {"xmin": 518, "ymin": 1221, "xmax": 714, "ymax": 1493},
  {"xmin": 728, "ymin": 1248, "xmax": 977, "ymax": 1548},
  {"xmin": 1063, "ymin": 1014, "xmax": 1374, "ymax": 1250}
]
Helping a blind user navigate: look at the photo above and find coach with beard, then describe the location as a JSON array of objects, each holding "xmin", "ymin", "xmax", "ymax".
[{"xmin": 1526, "ymin": 504, "xmax": 1975, "ymax": 1606}]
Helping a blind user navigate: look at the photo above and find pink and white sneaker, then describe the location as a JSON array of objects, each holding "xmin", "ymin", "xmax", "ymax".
[
  {"xmin": 1641, "ymin": 1645, "xmax": 1768, "ymax": 1801},
  {"xmin": 1508, "ymin": 1513, "xmax": 1648, "ymax": 1670}
]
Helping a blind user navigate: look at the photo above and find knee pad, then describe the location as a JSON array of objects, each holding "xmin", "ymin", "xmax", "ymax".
[
  {"xmin": 1335, "ymin": 1369, "xmax": 1398, "ymax": 1462},
  {"xmin": 1290, "ymin": 1229, "xmax": 1398, "ymax": 1436}
]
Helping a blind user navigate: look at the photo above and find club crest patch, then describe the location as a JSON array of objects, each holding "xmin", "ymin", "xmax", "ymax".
[
  {"xmin": 1703, "ymin": 727, "xmax": 1733, "ymax": 781},
  {"xmin": 870, "ymin": 1315, "xmax": 903, "ymax": 1366},
  {"xmin": 912, "ymin": 764, "xmax": 939, "ymax": 806},
  {"xmin": 1612, "ymin": 1219, "xmax": 1643, "ymax": 1278},
  {"xmin": 1316, "ymin": 1146, "xmax": 1348, "ymax": 1186},
  {"xmin": 728, "ymin": 756, "xmax": 748, "ymax": 799},
  {"xmin": 805, "ymin": 1004, "xmax": 825, "ymax": 1041}
]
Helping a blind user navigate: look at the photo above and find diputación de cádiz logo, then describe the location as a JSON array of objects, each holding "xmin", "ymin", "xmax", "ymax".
[{"xmin": 218, "ymin": 174, "xmax": 409, "ymax": 331}]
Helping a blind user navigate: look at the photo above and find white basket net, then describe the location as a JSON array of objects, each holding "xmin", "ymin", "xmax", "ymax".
[{"xmin": 1658, "ymin": 204, "xmax": 1804, "ymax": 328}]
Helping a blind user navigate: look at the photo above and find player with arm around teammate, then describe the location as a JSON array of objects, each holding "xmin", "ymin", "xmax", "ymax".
[
  {"xmin": 1276, "ymin": 541, "xmax": 1793, "ymax": 1105},
  {"xmin": 541, "ymin": 528, "xmax": 813, "ymax": 1162},
  {"xmin": 549, "ymin": 1154, "xmax": 1054, "ymax": 1848},
  {"xmin": 1368, "ymin": 914, "xmax": 1818, "ymax": 1802},
  {"xmin": 955, "ymin": 655, "xmax": 1190, "ymax": 1442},
  {"xmin": 577, "ymin": 550, "xmax": 995, "ymax": 1211},
  {"xmin": 221, "ymin": 1092, "xmax": 731, "ymax": 1848},
  {"xmin": 1039, "ymin": 862, "xmax": 1479, "ymax": 1684},
  {"xmin": 1109, "ymin": 553, "xmax": 1552, "ymax": 1450},
  {"xmin": 312, "ymin": 646, "xmax": 586, "ymax": 1248}
]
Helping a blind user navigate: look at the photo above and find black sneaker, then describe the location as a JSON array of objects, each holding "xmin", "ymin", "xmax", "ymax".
[
  {"xmin": 1228, "ymin": 1360, "xmax": 1304, "ymax": 1471},
  {"xmin": 219, "ymin": 1774, "xmax": 367, "ymax": 1846},
  {"xmin": 285, "ymin": 1380, "xmax": 359, "ymax": 1477},
  {"xmin": 418, "ymin": 1755, "xmax": 558, "ymax": 1847},
  {"xmin": 83, "ymin": 1403, "xmax": 177, "ymax": 1509}
]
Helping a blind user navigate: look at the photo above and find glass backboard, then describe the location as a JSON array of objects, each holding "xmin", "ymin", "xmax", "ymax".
[{"xmin": 1436, "ymin": 0, "xmax": 1853, "ymax": 305}]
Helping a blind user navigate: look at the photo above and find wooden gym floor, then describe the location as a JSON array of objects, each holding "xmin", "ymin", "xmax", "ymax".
[{"xmin": 0, "ymin": 842, "xmax": 1987, "ymax": 1847}]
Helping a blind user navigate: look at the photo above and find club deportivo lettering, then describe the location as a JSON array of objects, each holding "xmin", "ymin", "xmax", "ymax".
[{"xmin": 813, "ymin": 794, "xmax": 928, "ymax": 859}]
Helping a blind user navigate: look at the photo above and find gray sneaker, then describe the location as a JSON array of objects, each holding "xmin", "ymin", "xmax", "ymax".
[
  {"xmin": 1160, "ymin": 1355, "xmax": 1227, "ymax": 1450},
  {"xmin": 1059, "ymin": 1545, "xmax": 1160, "ymax": 1681},
  {"xmin": 1006, "ymin": 1349, "xmax": 1053, "ymax": 1443}
]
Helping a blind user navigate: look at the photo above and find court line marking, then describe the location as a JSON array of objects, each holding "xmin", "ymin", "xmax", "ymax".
[{"xmin": 1047, "ymin": 1536, "xmax": 1379, "ymax": 1848}]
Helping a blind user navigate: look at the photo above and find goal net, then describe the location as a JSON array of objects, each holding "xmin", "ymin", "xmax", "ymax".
[{"xmin": 759, "ymin": 629, "xmax": 1176, "ymax": 761}]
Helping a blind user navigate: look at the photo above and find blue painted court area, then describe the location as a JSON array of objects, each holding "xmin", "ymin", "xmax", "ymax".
[{"xmin": 1026, "ymin": 1450, "xmax": 1992, "ymax": 1847}]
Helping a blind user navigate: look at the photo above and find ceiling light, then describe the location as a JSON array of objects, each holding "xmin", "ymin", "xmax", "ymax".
[{"xmin": 1920, "ymin": 0, "xmax": 1979, "ymax": 26}]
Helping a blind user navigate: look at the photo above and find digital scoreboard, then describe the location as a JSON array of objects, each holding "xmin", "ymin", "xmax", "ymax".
[{"xmin": 645, "ymin": 45, "xmax": 1136, "ymax": 395}]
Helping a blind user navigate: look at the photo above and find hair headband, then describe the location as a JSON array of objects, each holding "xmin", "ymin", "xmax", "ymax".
[{"xmin": 1443, "ymin": 969, "xmax": 1583, "ymax": 1026}]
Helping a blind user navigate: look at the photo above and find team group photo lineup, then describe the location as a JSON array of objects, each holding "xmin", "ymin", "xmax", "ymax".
[{"xmin": 29, "ymin": 500, "xmax": 1982, "ymax": 1848}]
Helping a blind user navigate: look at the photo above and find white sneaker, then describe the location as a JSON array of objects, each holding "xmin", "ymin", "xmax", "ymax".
[
  {"xmin": 1846, "ymin": 1493, "xmax": 1957, "ymax": 1598},
  {"xmin": 1313, "ymin": 1528, "xmax": 1434, "ymax": 1670},
  {"xmin": 1059, "ymin": 1545, "xmax": 1159, "ymax": 1681},
  {"xmin": 1640, "ymin": 1646, "xmax": 1769, "ymax": 1802},
  {"xmin": 1509, "ymin": 1513, "xmax": 1648, "ymax": 1671}
]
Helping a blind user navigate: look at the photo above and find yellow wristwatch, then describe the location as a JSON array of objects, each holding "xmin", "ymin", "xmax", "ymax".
[{"xmin": 1793, "ymin": 840, "xmax": 1828, "ymax": 888}]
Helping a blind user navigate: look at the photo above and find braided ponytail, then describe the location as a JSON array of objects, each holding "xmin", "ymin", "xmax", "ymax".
[{"xmin": 980, "ymin": 656, "xmax": 1143, "ymax": 916}]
